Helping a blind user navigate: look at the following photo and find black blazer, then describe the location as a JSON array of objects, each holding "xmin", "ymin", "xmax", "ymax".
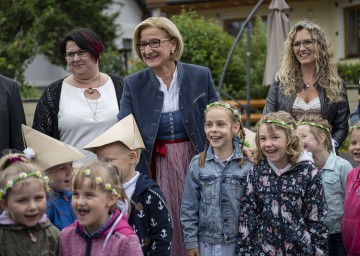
[
  {"xmin": 264, "ymin": 80, "xmax": 350, "ymax": 149},
  {"xmin": 0, "ymin": 75, "xmax": 26, "ymax": 154}
]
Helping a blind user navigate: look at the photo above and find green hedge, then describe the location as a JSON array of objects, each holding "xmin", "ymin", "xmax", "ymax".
[{"xmin": 337, "ymin": 62, "xmax": 360, "ymax": 84}]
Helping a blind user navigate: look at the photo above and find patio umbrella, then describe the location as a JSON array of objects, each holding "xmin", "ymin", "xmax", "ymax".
[{"xmin": 263, "ymin": 0, "xmax": 290, "ymax": 86}]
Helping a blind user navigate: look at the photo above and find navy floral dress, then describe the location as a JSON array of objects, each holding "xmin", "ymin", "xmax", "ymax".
[{"xmin": 237, "ymin": 156, "xmax": 328, "ymax": 256}]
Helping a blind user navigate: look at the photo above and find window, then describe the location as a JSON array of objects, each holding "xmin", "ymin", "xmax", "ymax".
[
  {"xmin": 344, "ymin": 5, "xmax": 360, "ymax": 57},
  {"xmin": 119, "ymin": 38, "xmax": 132, "ymax": 73},
  {"xmin": 223, "ymin": 17, "xmax": 267, "ymax": 37}
]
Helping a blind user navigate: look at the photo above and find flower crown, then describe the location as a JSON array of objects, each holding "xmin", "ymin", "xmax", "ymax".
[
  {"xmin": 259, "ymin": 119, "xmax": 294, "ymax": 129},
  {"xmin": 0, "ymin": 171, "xmax": 49, "ymax": 200},
  {"xmin": 298, "ymin": 121, "xmax": 331, "ymax": 134},
  {"xmin": 350, "ymin": 125, "xmax": 360, "ymax": 132},
  {"xmin": 205, "ymin": 102, "xmax": 251, "ymax": 146},
  {"xmin": 205, "ymin": 102, "xmax": 242, "ymax": 121},
  {"xmin": 83, "ymin": 169, "xmax": 120, "ymax": 197}
]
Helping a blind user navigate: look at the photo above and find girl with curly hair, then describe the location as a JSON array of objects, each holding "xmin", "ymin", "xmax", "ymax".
[{"xmin": 237, "ymin": 111, "xmax": 328, "ymax": 255}]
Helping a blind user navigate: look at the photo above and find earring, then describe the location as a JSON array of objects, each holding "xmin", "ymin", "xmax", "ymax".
[{"xmin": 171, "ymin": 50, "xmax": 175, "ymax": 54}]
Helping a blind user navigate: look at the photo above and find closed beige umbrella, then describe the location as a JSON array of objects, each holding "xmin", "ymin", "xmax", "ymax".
[{"xmin": 263, "ymin": 0, "xmax": 290, "ymax": 86}]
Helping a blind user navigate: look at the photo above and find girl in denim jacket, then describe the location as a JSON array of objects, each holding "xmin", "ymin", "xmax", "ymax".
[
  {"xmin": 237, "ymin": 111, "xmax": 328, "ymax": 256},
  {"xmin": 181, "ymin": 102, "xmax": 252, "ymax": 256},
  {"xmin": 297, "ymin": 114, "xmax": 352, "ymax": 256}
]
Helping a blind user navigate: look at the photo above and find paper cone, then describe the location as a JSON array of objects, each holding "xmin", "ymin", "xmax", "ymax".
[
  {"xmin": 22, "ymin": 125, "xmax": 85, "ymax": 171},
  {"xmin": 84, "ymin": 114, "xmax": 145, "ymax": 152}
]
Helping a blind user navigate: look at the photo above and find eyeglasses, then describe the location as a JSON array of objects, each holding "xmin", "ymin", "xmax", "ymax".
[
  {"xmin": 292, "ymin": 39, "xmax": 315, "ymax": 49},
  {"xmin": 137, "ymin": 39, "xmax": 171, "ymax": 51},
  {"xmin": 64, "ymin": 50, "xmax": 89, "ymax": 60}
]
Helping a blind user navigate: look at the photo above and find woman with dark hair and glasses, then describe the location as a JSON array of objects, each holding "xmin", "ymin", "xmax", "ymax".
[
  {"xmin": 33, "ymin": 28, "xmax": 124, "ymax": 164},
  {"xmin": 118, "ymin": 17, "xmax": 218, "ymax": 256},
  {"xmin": 264, "ymin": 20, "xmax": 349, "ymax": 152}
]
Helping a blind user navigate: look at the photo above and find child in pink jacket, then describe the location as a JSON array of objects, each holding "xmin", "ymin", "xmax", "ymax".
[
  {"xmin": 58, "ymin": 162, "xmax": 142, "ymax": 256},
  {"xmin": 342, "ymin": 122, "xmax": 360, "ymax": 256}
]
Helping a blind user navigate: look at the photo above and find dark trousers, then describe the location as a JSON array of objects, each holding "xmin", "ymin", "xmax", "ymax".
[{"xmin": 329, "ymin": 233, "xmax": 347, "ymax": 256}]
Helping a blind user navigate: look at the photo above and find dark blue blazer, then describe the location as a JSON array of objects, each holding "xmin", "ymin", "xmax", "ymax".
[{"xmin": 118, "ymin": 62, "xmax": 219, "ymax": 175}]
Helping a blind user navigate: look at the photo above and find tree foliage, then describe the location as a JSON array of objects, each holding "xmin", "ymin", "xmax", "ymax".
[
  {"xmin": 171, "ymin": 10, "xmax": 268, "ymax": 100},
  {"xmin": 337, "ymin": 62, "xmax": 360, "ymax": 84},
  {"xmin": 0, "ymin": 0, "xmax": 123, "ymax": 85},
  {"xmin": 237, "ymin": 15, "xmax": 268, "ymax": 99}
]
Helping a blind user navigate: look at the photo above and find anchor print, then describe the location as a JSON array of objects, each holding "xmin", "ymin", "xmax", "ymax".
[
  {"xmin": 158, "ymin": 200, "xmax": 164, "ymax": 210},
  {"xmin": 138, "ymin": 210, "xmax": 145, "ymax": 218},
  {"xmin": 150, "ymin": 218, "xmax": 157, "ymax": 227},
  {"xmin": 160, "ymin": 229, "xmax": 167, "ymax": 238},
  {"xmin": 132, "ymin": 224, "xmax": 137, "ymax": 233},
  {"xmin": 151, "ymin": 241, "xmax": 156, "ymax": 250},
  {"xmin": 146, "ymin": 195, "xmax": 152, "ymax": 204}
]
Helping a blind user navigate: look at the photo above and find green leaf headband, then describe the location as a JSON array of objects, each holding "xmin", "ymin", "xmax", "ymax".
[
  {"xmin": 259, "ymin": 119, "xmax": 294, "ymax": 129},
  {"xmin": 350, "ymin": 125, "xmax": 360, "ymax": 131},
  {"xmin": 83, "ymin": 169, "xmax": 119, "ymax": 198},
  {"xmin": 0, "ymin": 171, "xmax": 49, "ymax": 200},
  {"xmin": 205, "ymin": 102, "xmax": 242, "ymax": 122},
  {"xmin": 298, "ymin": 121, "xmax": 331, "ymax": 134},
  {"xmin": 205, "ymin": 102, "xmax": 251, "ymax": 146}
]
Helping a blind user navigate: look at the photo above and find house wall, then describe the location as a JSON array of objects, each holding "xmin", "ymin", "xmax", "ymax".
[
  {"xmin": 24, "ymin": 54, "xmax": 69, "ymax": 88},
  {"xmin": 112, "ymin": 0, "xmax": 143, "ymax": 50}
]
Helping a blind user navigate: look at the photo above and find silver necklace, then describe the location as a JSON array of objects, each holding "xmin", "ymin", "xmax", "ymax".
[
  {"xmin": 82, "ymin": 88, "xmax": 100, "ymax": 121},
  {"xmin": 80, "ymin": 74, "xmax": 101, "ymax": 121}
]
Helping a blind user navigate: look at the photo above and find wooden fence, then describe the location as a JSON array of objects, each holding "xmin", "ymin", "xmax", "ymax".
[{"xmin": 225, "ymin": 99, "xmax": 266, "ymax": 123}]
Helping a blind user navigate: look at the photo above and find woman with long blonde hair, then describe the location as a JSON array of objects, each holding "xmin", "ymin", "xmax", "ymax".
[{"xmin": 264, "ymin": 20, "xmax": 349, "ymax": 151}]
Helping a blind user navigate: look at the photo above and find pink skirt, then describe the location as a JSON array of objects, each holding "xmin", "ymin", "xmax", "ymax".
[{"xmin": 155, "ymin": 140, "xmax": 197, "ymax": 256}]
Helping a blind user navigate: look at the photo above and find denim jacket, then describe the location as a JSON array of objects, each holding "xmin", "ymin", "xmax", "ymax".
[
  {"xmin": 118, "ymin": 62, "xmax": 219, "ymax": 176},
  {"xmin": 321, "ymin": 152, "xmax": 353, "ymax": 234},
  {"xmin": 180, "ymin": 138, "xmax": 252, "ymax": 249},
  {"xmin": 350, "ymin": 101, "xmax": 360, "ymax": 125}
]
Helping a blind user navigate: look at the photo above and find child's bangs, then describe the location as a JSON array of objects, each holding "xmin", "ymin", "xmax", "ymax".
[
  {"xmin": 72, "ymin": 170, "xmax": 95, "ymax": 191},
  {"xmin": 16, "ymin": 177, "xmax": 46, "ymax": 190}
]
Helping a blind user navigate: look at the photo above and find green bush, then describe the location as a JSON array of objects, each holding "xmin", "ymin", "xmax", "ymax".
[
  {"xmin": 337, "ymin": 62, "xmax": 360, "ymax": 84},
  {"xmin": 339, "ymin": 136, "xmax": 350, "ymax": 153},
  {"xmin": 171, "ymin": 10, "xmax": 268, "ymax": 100},
  {"xmin": 19, "ymin": 84, "xmax": 42, "ymax": 99},
  {"xmin": 100, "ymin": 48, "xmax": 126, "ymax": 76}
]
